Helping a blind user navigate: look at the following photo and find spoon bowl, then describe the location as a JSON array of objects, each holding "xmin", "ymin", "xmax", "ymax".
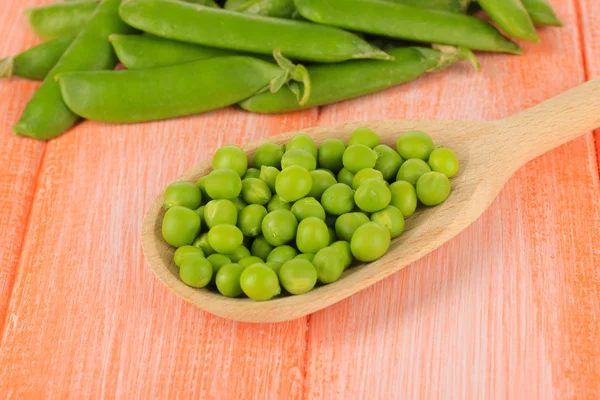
[{"xmin": 142, "ymin": 78, "xmax": 600, "ymax": 323}]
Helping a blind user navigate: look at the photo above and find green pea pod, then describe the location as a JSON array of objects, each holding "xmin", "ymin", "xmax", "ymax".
[
  {"xmin": 186, "ymin": 0, "xmax": 220, "ymax": 5},
  {"xmin": 119, "ymin": 0, "xmax": 391, "ymax": 62},
  {"xmin": 110, "ymin": 34, "xmax": 237, "ymax": 69},
  {"xmin": 14, "ymin": 0, "xmax": 135, "ymax": 140},
  {"xmin": 0, "ymin": 35, "xmax": 75, "ymax": 80},
  {"xmin": 25, "ymin": 0, "xmax": 97, "ymax": 39},
  {"xmin": 477, "ymin": 0, "xmax": 539, "ymax": 42},
  {"xmin": 521, "ymin": 0, "xmax": 562, "ymax": 26},
  {"xmin": 293, "ymin": 0, "xmax": 521, "ymax": 54},
  {"xmin": 240, "ymin": 46, "xmax": 477, "ymax": 113},
  {"xmin": 57, "ymin": 52, "xmax": 312, "ymax": 123},
  {"xmin": 385, "ymin": 0, "xmax": 470, "ymax": 13},
  {"xmin": 224, "ymin": 0, "xmax": 296, "ymax": 18}
]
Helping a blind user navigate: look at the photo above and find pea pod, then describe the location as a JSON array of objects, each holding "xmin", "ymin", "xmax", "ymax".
[
  {"xmin": 521, "ymin": 0, "xmax": 562, "ymax": 27},
  {"xmin": 186, "ymin": 0, "xmax": 220, "ymax": 5},
  {"xmin": 14, "ymin": 0, "xmax": 134, "ymax": 140},
  {"xmin": 293, "ymin": 0, "xmax": 521, "ymax": 54},
  {"xmin": 0, "ymin": 35, "xmax": 75, "ymax": 80},
  {"xmin": 25, "ymin": 0, "xmax": 97, "ymax": 39},
  {"xmin": 119, "ymin": 0, "xmax": 391, "ymax": 62},
  {"xmin": 57, "ymin": 53, "xmax": 311, "ymax": 123},
  {"xmin": 240, "ymin": 46, "xmax": 477, "ymax": 113},
  {"xmin": 477, "ymin": 0, "xmax": 539, "ymax": 41},
  {"xmin": 385, "ymin": 0, "xmax": 470, "ymax": 13},
  {"xmin": 224, "ymin": 0, "xmax": 296, "ymax": 18}
]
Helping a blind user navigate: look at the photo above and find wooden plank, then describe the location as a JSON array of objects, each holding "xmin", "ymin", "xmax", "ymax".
[{"xmin": 306, "ymin": 0, "xmax": 600, "ymax": 399}]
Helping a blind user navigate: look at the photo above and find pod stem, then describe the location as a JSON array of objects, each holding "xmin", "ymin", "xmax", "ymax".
[
  {"xmin": 0, "ymin": 57, "xmax": 14, "ymax": 79},
  {"xmin": 271, "ymin": 49, "xmax": 312, "ymax": 106},
  {"xmin": 429, "ymin": 44, "xmax": 480, "ymax": 72}
]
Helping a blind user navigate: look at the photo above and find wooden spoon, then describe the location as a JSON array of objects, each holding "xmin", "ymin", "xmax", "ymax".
[{"xmin": 142, "ymin": 78, "xmax": 600, "ymax": 323}]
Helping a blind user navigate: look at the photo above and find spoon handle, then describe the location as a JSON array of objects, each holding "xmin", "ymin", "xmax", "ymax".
[{"xmin": 498, "ymin": 77, "xmax": 600, "ymax": 166}]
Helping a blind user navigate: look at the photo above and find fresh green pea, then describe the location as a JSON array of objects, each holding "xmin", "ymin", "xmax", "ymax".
[
  {"xmin": 239, "ymin": 256, "xmax": 265, "ymax": 268},
  {"xmin": 521, "ymin": 0, "xmax": 562, "ymax": 27},
  {"xmin": 317, "ymin": 138, "xmax": 345, "ymax": 173},
  {"xmin": 281, "ymin": 149, "xmax": 317, "ymax": 171},
  {"xmin": 337, "ymin": 168, "xmax": 355, "ymax": 187},
  {"xmin": 25, "ymin": 0, "xmax": 97, "ymax": 40},
  {"xmin": 241, "ymin": 178, "xmax": 272, "ymax": 205},
  {"xmin": 335, "ymin": 212, "xmax": 370, "ymax": 242},
  {"xmin": 232, "ymin": 197, "xmax": 248, "ymax": 214},
  {"xmin": 396, "ymin": 131, "xmax": 435, "ymax": 160},
  {"xmin": 279, "ymin": 259, "xmax": 318, "ymax": 295},
  {"xmin": 308, "ymin": 170, "xmax": 338, "ymax": 199},
  {"xmin": 259, "ymin": 166, "xmax": 280, "ymax": 193},
  {"xmin": 212, "ymin": 145, "xmax": 247, "ymax": 177},
  {"xmin": 180, "ymin": 256, "xmax": 213, "ymax": 288},
  {"xmin": 477, "ymin": 0, "xmax": 538, "ymax": 42},
  {"xmin": 174, "ymin": 245, "xmax": 205, "ymax": 268},
  {"xmin": 162, "ymin": 206, "xmax": 201, "ymax": 248},
  {"xmin": 265, "ymin": 261, "xmax": 283, "ymax": 275},
  {"xmin": 253, "ymin": 143, "xmax": 284, "ymax": 168},
  {"xmin": 207, "ymin": 254, "xmax": 232, "ymax": 274},
  {"xmin": 389, "ymin": 181, "xmax": 418, "ymax": 218},
  {"xmin": 349, "ymin": 127, "xmax": 380, "ymax": 148},
  {"xmin": 267, "ymin": 245, "xmax": 298, "ymax": 263},
  {"xmin": 330, "ymin": 240, "xmax": 353, "ymax": 269},
  {"xmin": 371, "ymin": 206, "xmax": 405, "ymax": 238},
  {"xmin": 238, "ymin": 204, "xmax": 268, "ymax": 237},
  {"xmin": 262, "ymin": 209, "xmax": 298, "ymax": 246},
  {"xmin": 321, "ymin": 183, "xmax": 355, "ymax": 215},
  {"xmin": 291, "ymin": 198, "xmax": 326, "ymax": 221},
  {"xmin": 243, "ymin": 168, "xmax": 261, "ymax": 180},
  {"xmin": 226, "ymin": 245, "xmax": 252, "ymax": 262},
  {"xmin": 164, "ymin": 181, "xmax": 202, "ymax": 210},
  {"xmin": 296, "ymin": 217, "xmax": 330, "ymax": 254},
  {"xmin": 354, "ymin": 179, "xmax": 391, "ymax": 213},
  {"xmin": 194, "ymin": 205, "xmax": 206, "ymax": 222},
  {"xmin": 216, "ymin": 263, "xmax": 245, "ymax": 297},
  {"xmin": 267, "ymin": 194, "xmax": 291, "ymax": 212},
  {"xmin": 251, "ymin": 235, "xmax": 274, "ymax": 261},
  {"xmin": 328, "ymin": 227, "xmax": 337, "ymax": 245},
  {"xmin": 428, "ymin": 147, "xmax": 459, "ymax": 178},
  {"xmin": 225, "ymin": 0, "xmax": 296, "ymax": 18},
  {"xmin": 275, "ymin": 165, "xmax": 312, "ymax": 203},
  {"xmin": 240, "ymin": 264, "xmax": 281, "ymax": 301},
  {"xmin": 196, "ymin": 176, "xmax": 211, "ymax": 204},
  {"xmin": 351, "ymin": 222, "xmax": 390, "ymax": 262},
  {"xmin": 343, "ymin": 144, "xmax": 378, "ymax": 173},
  {"xmin": 396, "ymin": 159, "xmax": 431, "ymax": 185},
  {"xmin": 295, "ymin": 253, "xmax": 315, "ymax": 262},
  {"xmin": 387, "ymin": 0, "xmax": 470, "ymax": 13},
  {"xmin": 352, "ymin": 168, "xmax": 384, "ymax": 190},
  {"xmin": 313, "ymin": 246, "xmax": 345, "ymax": 284},
  {"xmin": 208, "ymin": 224, "xmax": 244, "ymax": 254},
  {"xmin": 192, "ymin": 232, "xmax": 216, "ymax": 256},
  {"xmin": 416, "ymin": 171, "xmax": 451, "ymax": 206},
  {"xmin": 205, "ymin": 168, "xmax": 243, "ymax": 200},
  {"xmin": 374, "ymin": 144, "xmax": 404, "ymax": 181},
  {"xmin": 285, "ymin": 133, "xmax": 318, "ymax": 159},
  {"xmin": 204, "ymin": 199, "xmax": 238, "ymax": 229}
]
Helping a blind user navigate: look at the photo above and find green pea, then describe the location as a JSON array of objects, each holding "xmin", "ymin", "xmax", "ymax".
[
  {"xmin": 416, "ymin": 171, "xmax": 451, "ymax": 206},
  {"xmin": 204, "ymin": 199, "xmax": 237, "ymax": 229},
  {"xmin": 351, "ymin": 222, "xmax": 390, "ymax": 262},
  {"xmin": 285, "ymin": 133, "xmax": 318, "ymax": 159},
  {"xmin": 343, "ymin": 144, "xmax": 377, "ymax": 173},
  {"xmin": 239, "ymin": 256, "xmax": 265, "ymax": 268},
  {"xmin": 265, "ymin": 261, "xmax": 283, "ymax": 275},
  {"xmin": 428, "ymin": 147, "xmax": 459, "ymax": 178},
  {"xmin": 389, "ymin": 181, "xmax": 417, "ymax": 218},
  {"xmin": 335, "ymin": 212, "xmax": 370, "ymax": 242},
  {"xmin": 226, "ymin": 245, "xmax": 252, "ymax": 262},
  {"xmin": 396, "ymin": 158, "xmax": 431, "ymax": 185},
  {"xmin": 275, "ymin": 165, "xmax": 312, "ymax": 203},
  {"xmin": 251, "ymin": 235, "xmax": 274, "ymax": 261},
  {"xmin": 213, "ymin": 144, "xmax": 248, "ymax": 177},
  {"xmin": 173, "ymin": 245, "xmax": 205, "ymax": 268},
  {"xmin": 207, "ymin": 253, "xmax": 232, "ymax": 274},
  {"xmin": 253, "ymin": 142, "xmax": 284, "ymax": 169},
  {"xmin": 352, "ymin": 168, "xmax": 384, "ymax": 190},
  {"xmin": 179, "ymin": 256, "xmax": 213, "ymax": 288},
  {"xmin": 279, "ymin": 259, "xmax": 318, "ymax": 295},
  {"xmin": 319, "ymin": 168, "xmax": 336, "ymax": 178},
  {"xmin": 295, "ymin": 253, "xmax": 315, "ymax": 262},
  {"xmin": 321, "ymin": 183, "xmax": 355, "ymax": 215},
  {"xmin": 207, "ymin": 224, "xmax": 244, "ymax": 254},
  {"xmin": 243, "ymin": 168, "xmax": 261, "ymax": 180},
  {"xmin": 205, "ymin": 168, "xmax": 242, "ymax": 200},
  {"xmin": 330, "ymin": 240, "xmax": 353, "ymax": 269},
  {"xmin": 318, "ymin": 138, "xmax": 345, "ymax": 173},
  {"xmin": 259, "ymin": 166, "xmax": 280, "ymax": 192},
  {"xmin": 215, "ymin": 263, "xmax": 244, "ymax": 297},
  {"xmin": 396, "ymin": 130, "xmax": 434, "ymax": 160},
  {"xmin": 262, "ymin": 209, "xmax": 298, "ymax": 246},
  {"xmin": 237, "ymin": 204, "xmax": 267, "ymax": 237},
  {"xmin": 281, "ymin": 148, "xmax": 317, "ymax": 171},
  {"xmin": 164, "ymin": 181, "xmax": 202, "ymax": 210},
  {"xmin": 373, "ymin": 144, "xmax": 404, "ymax": 181},
  {"xmin": 371, "ymin": 206, "xmax": 405, "ymax": 238},
  {"xmin": 192, "ymin": 232, "xmax": 216, "ymax": 256},
  {"xmin": 196, "ymin": 176, "xmax": 211, "ymax": 204},
  {"xmin": 313, "ymin": 246, "xmax": 345, "ymax": 284},
  {"xmin": 296, "ymin": 217, "xmax": 330, "ymax": 254},
  {"xmin": 241, "ymin": 178, "xmax": 272, "ymax": 205},
  {"xmin": 328, "ymin": 227, "xmax": 337, "ymax": 245},
  {"xmin": 162, "ymin": 206, "xmax": 201, "ymax": 248},
  {"xmin": 232, "ymin": 197, "xmax": 248, "ymax": 214},
  {"xmin": 268, "ymin": 193, "xmax": 292, "ymax": 212},
  {"xmin": 291, "ymin": 198, "xmax": 326, "ymax": 221},
  {"xmin": 308, "ymin": 169, "xmax": 337, "ymax": 199},
  {"xmin": 240, "ymin": 264, "xmax": 281, "ymax": 301},
  {"xmin": 354, "ymin": 179, "xmax": 391, "ymax": 213},
  {"xmin": 336, "ymin": 168, "xmax": 355, "ymax": 187},
  {"xmin": 348, "ymin": 127, "xmax": 379, "ymax": 148},
  {"xmin": 267, "ymin": 245, "xmax": 298, "ymax": 263}
]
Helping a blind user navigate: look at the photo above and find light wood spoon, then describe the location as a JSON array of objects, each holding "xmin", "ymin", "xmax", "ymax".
[{"xmin": 142, "ymin": 78, "xmax": 600, "ymax": 323}]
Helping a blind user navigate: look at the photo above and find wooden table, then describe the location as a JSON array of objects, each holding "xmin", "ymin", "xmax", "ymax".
[{"xmin": 1, "ymin": 0, "xmax": 599, "ymax": 398}]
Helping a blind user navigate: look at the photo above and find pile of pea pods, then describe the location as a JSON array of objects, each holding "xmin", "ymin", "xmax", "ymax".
[
  {"xmin": 162, "ymin": 128, "xmax": 460, "ymax": 300},
  {"xmin": 1, "ymin": 0, "xmax": 561, "ymax": 140}
]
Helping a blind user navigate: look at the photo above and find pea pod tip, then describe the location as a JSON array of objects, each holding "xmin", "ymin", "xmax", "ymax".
[{"xmin": 0, "ymin": 57, "xmax": 14, "ymax": 79}]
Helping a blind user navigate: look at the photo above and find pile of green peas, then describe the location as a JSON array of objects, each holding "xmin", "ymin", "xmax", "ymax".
[{"xmin": 160, "ymin": 127, "xmax": 459, "ymax": 301}]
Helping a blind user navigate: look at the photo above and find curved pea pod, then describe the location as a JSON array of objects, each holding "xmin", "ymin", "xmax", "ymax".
[
  {"xmin": 521, "ymin": 0, "xmax": 562, "ymax": 27},
  {"xmin": 119, "ymin": 0, "xmax": 391, "ymax": 62},
  {"xmin": 14, "ymin": 0, "xmax": 135, "ymax": 140},
  {"xmin": 25, "ymin": 0, "xmax": 97, "ymax": 39},
  {"xmin": 57, "ymin": 53, "xmax": 312, "ymax": 123},
  {"xmin": 385, "ymin": 0, "xmax": 470, "ymax": 13},
  {"xmin": 0, "ymin": 35, "xmax": 75, "ymax": 80},
  {"xmin": 477, "ymin": 0, "xmax": 539, "ymax": 42},
  {"xmin": 240, "ymin": 46, "xmax": 477, "ymax": 113},
  {"xmin": 186, "ymin": 0, "xmax": 220, "ymax": 5},
  {"xmin": 110, "ymin": 34, "xmax": 237, "ymax": 69},
  {"xmin": 224, "ymin": 0, "xmax": 296, "ymax": 18},
  {"xmin": 294, "ymin": 0, "xmax": 521, "ymax": 54}
]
